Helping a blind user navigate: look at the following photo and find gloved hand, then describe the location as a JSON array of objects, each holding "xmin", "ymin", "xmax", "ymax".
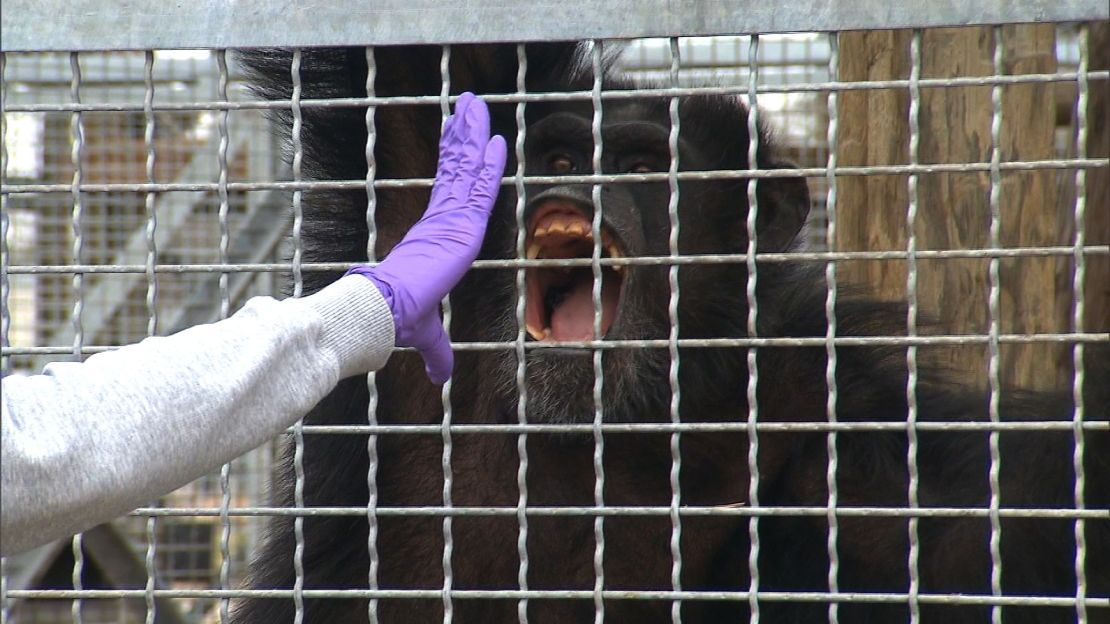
[{"xmin": 347, "ymin": 92, "xmax": 507, "ymax": 384}]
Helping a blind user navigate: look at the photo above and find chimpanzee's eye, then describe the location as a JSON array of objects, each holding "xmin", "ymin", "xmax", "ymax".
[{"xmin": 548, "ymin": 154, "xmax": 578, "ymax": 174}]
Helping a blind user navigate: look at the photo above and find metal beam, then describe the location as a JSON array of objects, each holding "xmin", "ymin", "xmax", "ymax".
[
  {"xmin": 4, "ymin": 525, "xmax": 188, "ymax": 624},
  {"xmin": 32, "ymin": 129, "xmax": 245, "ymax": 370},
  {"xmin": 165, "ymin": 193, "xmax": 290, "ymax": 335},
  {"xmin": 3, "ymin": 0, "xmax": 1108, "ymax": 52}
]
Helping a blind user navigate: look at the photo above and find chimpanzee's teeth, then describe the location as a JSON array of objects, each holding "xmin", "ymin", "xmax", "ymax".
[{"xmin": 525, "ymin": 323, "xmax": 550, "ymax": 341}]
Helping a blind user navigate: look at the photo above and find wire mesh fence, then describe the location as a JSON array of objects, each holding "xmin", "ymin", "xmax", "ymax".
[{"xmin": 2, "ymin": 2, "xmax": 1108, "ymax": 623}]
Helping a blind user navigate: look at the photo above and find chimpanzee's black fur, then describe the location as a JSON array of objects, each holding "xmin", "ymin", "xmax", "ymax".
[{"xmin": 231, "ymin": 43, "xmax": 1109, "ymax": 623}]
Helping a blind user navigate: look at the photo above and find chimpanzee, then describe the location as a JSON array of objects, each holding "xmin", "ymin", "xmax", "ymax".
[{"xmin": 232, "ymin": 42, "xmax": 1108, "ymax": 623}]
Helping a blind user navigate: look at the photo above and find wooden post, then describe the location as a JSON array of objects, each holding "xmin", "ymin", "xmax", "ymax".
[
  {"xmin": 836, "ymin": 25, "xmax": 1066, "ymax": 390},
  {"xmin": 1085, "ymin": 21, "xmax": 1110, "ymax": 337},
  {"xmin": 995, "ymin": 24, "xmax": 1067, "ymax": 391},
  {"xmin": 833, "ymin": 29, "xmax": 912, "ymax": 300}
]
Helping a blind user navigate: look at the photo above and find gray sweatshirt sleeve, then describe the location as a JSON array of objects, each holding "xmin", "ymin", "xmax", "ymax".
[{"xmin": 1, "ymin": 275, "xmax": 394, "ymax": 556}]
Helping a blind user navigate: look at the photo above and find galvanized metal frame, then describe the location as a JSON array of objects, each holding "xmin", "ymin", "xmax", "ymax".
[
  {"xmin": 3, "ymin": 0, "xmax": 1108, "ymax": 51},
  {"xmin": 2, "ymin": 5, "xmax": 1108, "ymax": 623}
]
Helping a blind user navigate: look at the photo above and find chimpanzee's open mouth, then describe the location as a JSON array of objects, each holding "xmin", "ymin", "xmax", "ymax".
[{"xmin": 525, "ymin": 201, "xmax": 625, "ymax": 342}]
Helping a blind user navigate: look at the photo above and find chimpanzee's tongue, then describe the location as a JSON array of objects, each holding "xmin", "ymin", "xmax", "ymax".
[
  {"xmin": 550, "ymin": 278, "xmax": 596, "ymax": 341},
  {"xmin": 549, "ymin": 272, "xmax": 619, "ymax": 341}
]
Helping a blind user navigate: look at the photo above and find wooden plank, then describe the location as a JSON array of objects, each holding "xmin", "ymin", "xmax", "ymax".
[{"xmin": 836, "ymin": 25, "xmax": 1068, "ymax": 390}]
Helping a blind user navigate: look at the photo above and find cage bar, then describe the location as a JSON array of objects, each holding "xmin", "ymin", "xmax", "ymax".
[
  {"xmin": 289, "ymin": 48, "xmax": 307, "ymax": 624},
  {"xmin": 823, "ymin": 31, "xmax": 840, "ymax": 624},
  {"xmin": 142, "ymin": 47, "xmax": 160, "ymax": 624},
  {"xmin": 363, "ymin": 44, "xmax": 383, "ymax": 624},
  {"xmin": 744, "ymin": 33, "xmax": 762, "ymax": 623},
  {"xmin": 69, "ymin": 49, "xmax": 87, "ymax": 624},
  {"xmin": 665, "ymin": 36, "xmax": 683, "ymax": 624},
  {"xmin": 986, "ymin": 26, "xmax": 1005, "ymax": 624},
  {"xmin": 1071, "ymin": 22, "xmax": 1091, "ymax": 624},
  {"xmin": 438, "ymin": 44, "xmax": 456, "ymax": 624},
  {"xmin": 904, "ymin": 27, "xmax": 923, "ymax": 624},
  {"xmin": 513, "ymin": 42, "xmax": 531, "ymax": 624},
  {"xmin": 589, "ymin": 40, "xmax": 607, "ymax": 624}
]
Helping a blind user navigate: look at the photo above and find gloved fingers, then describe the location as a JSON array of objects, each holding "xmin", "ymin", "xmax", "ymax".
[
  {"xmin": 451, "ymin": 94, "xmax": 492, "ymax": 200},
  {"xmin": 433, "ymin": 115, "xmax": 458, "ymax": 178},
  {"xmin": 395, "ymin": 133, "xmax": 502, "ymax": 283},
  {"xmin": 468, "ymin": 135, "xmax": 507, "ymax": 217},
  {"xmin": 453, "ymin": 92, "xmax": 475, "ymax": 128},
  {"xmin": 429, "ymin": 93, "xmax": 473, "ymax": 206},
  {"xmin": 416, "ymin": 322, "xmax": 454, "ymax": 385},
  {"xmin": 439, "ymin": 106, "xmax": 465, "ymax": 168},
  {"xmin": 439, "ymin": 112, "xmax": 457, "ymax": 149}
]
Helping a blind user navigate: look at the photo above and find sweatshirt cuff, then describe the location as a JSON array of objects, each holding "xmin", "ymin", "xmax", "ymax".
[{"xmin": 301, "ymin": 275, "xmax": 396, "ymax": 379}]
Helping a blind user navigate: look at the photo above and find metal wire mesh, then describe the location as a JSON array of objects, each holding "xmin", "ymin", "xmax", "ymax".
[
  {"xmin": 3, "ymin": 50, "xmax": 281, "ymax": 623},
  {"xmin": 2, "ymin": 14, "xmax": 1108, "ymax": 624}
]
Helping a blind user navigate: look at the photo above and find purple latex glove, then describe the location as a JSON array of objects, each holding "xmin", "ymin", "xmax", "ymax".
[{"xmin": 346, "ymin": 92, "xmax": 507, "ymax": 384}]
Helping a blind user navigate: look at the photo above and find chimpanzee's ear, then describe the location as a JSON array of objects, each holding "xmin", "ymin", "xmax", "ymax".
[
  {"xmin": 524, "ymin": 42, "xmax": 586, "ymax": 79},
  {"xmin": 755, "ymin": 163, "xmax": 810, "ymax": 252},
  {"xmin": 679, "ymin": 95, "xmax": 811, "ymax": 253}
]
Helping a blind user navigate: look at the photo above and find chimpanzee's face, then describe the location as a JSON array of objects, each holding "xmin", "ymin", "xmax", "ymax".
[{"xmin": 465, "ymin": 94, "xmax": 808, "ymax": 424}]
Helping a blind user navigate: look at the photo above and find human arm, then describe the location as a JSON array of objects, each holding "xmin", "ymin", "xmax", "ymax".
[
  {"xmin": 1, "ymin": 275, "xmax": 392, "ymax": 556},
  {"xmin": 0, "ymin": 92, "xmax": 507, "ymax": 556}
]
